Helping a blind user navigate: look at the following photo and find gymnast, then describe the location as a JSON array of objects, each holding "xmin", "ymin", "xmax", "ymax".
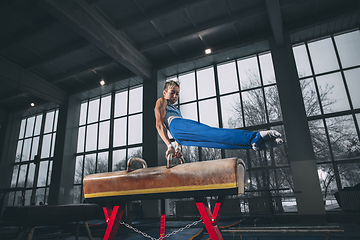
[{"xmin": 154, "ymin": 79, "xmax": 284, "ymax": 158}]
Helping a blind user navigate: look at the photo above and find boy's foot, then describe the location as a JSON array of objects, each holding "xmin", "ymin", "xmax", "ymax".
[{"xmin": 251, "ymin": 130, "xmax": 283, "ymax": 151}]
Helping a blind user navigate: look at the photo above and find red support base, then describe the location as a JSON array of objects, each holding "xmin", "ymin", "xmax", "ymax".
[
  {"xmin": 195, "ymin": 197, "xmax": 225, "ymax": 240},
  {"xmin": 101, "ymin": 197, "xmax": 225, "ymax": 240},
  {"xmin": 160, "ymin": 199, "xmax": 166, "ymax": 239},
  {"xmin": 102, "ymin": 202, "xmax": 126, "ymax": 240}
]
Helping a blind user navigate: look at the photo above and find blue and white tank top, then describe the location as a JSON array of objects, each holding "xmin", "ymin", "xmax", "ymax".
[{"xmin": 164, "ymin": 101, "xmax": 182, "ymax": 129}]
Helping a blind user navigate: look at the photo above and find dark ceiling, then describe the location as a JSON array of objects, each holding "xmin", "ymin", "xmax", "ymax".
[{"xmin": 0, "ymin": 0, "xmax": 359, "ymax": 113}]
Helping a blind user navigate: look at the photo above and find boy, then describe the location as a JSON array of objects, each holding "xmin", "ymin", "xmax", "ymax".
[{"xmin": 154, "ymin": 80, "xmax": 283, "ymax": 158}]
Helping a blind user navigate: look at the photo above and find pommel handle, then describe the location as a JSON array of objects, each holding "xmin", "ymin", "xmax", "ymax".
[{"xmin": 127, "ymin": 157, "xmax": 147, "ymax": 172}]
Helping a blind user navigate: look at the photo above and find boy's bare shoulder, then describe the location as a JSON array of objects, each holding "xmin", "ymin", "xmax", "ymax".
[{"xmin": 156, "ymin": 97, "xmax": 167, "ymax": 107}]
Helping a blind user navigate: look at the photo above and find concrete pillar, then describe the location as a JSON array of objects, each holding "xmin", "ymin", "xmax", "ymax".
[
  {"xmin": 142, "ymin": 72, "xmax": 161, "ymax": 218},
  {"xmin": 48, "ymin": 97, "xmax": 81, "ymax": 205},
  {"xmin": 0, "ymin": 112, "xmax": 22, "ymax": 214},
  {"xmin": 270, "ymin": 35, "xmax": 326, "ymax": 221},
  {"xmin": 142, "ymin": 71, "xmax": 158, "ymax": 168}
]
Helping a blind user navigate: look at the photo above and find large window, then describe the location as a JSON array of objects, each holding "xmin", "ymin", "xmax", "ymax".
[
  {"xmin": 293, "ymin": 30, "xmax": 360, "ymax": 210},
  {"xmin": 8, "ymin": 109, "xmax": 58, "ymax": 206},
  {"xmin": 74, "ymin": 86, "xmax": 143, "ymax": 203},
  {"xmin": 167, "ymin": 52, "xmax": 291, "ymax": 214}
]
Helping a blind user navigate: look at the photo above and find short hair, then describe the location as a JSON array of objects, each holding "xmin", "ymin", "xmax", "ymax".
[{"xmin": 164, "ymin": 79, "xmax": 180, "ymax": 91}]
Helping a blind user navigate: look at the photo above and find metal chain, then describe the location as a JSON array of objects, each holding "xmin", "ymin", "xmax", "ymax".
[{"xmin": 119, "ymin": 219, "xmax": 203, "ymax": 240}]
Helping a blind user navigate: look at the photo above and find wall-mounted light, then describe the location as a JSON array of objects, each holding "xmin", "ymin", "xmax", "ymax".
[
  {"xmin": 100, "ymin": 80, "xmax": 105, "ymax": 86},
  {"xmin": 30, "ymin": 103, "xmax": 35, "ymax": 107},
  {"xmin": 205, "ymin": 48, "xmax": 211, "ymax": 54}
]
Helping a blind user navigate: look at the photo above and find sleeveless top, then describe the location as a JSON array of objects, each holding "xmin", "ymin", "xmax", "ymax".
[{"xmin": 164, "ymin": 100, "xmax": 182, "ymax": 129}]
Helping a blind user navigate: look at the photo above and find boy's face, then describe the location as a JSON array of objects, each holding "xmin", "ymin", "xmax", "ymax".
[{"xmin": 163, "ymin": 86, "xmax": 180, "ymax": 104}]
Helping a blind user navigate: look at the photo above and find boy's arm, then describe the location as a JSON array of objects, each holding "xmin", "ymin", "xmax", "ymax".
[{"xmin": 154, "ymin": 98, "xmax": 174, "ymax": 157}]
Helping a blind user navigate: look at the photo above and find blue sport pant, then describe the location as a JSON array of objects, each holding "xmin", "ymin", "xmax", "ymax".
[{"xmin": 169, "ymin": 118, "xmax": 258, "ymax": 149}]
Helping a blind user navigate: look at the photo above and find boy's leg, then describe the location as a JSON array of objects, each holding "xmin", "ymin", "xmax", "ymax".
[{"xmin": 170, "ymin": 118, "xmax": 283, "ymax": 150}]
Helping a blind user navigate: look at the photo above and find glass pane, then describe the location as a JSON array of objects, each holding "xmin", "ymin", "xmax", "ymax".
[
  {"xmin": 334, "ymin": 30, "xmax": 360, "ymax": 68},
  {"xmin": 179, "ymin": 102, "xmax": 198, "ymax": 122},
  {"xmin": 338, "ymin": 162, "xmax": 360, "ymax": 188},
  {"xmin": 17, "ymin": 165, "xmax": 27, "ymax": 188},
  {"xmin": 250, "ymin": 150, "xmax": 271, "ymax": 168},
  {"xmin": 128, "ymin": 114, "xmax": 142, "ymax": 145},
  {"xmin": 14, "ymin": 191, "xmax": 23, "ymax": 206},
  {"xmin": 326, "ymin": 115, "xmax": 359, "ymax": 160},
  {"xmin": 15, "ymin": 140, "xmax": 23, "ymax": 162},
  {"xmin": 37, "ymin": 161, "xmax": 49, "ymax": 187},
  {"xmin": 309, "ymin": 119, "xmax": 331, "ymax": 161},
  {"xmin": 242, "ymin": 89, "xmax": 266, "ymax": 126},
  {"xmin": 197, "ymin": 67, "xmax": 216, "ymax": 99},
  {"xmin": 273, "ymin": 126, "xmax": 289, "ymax": 166},
  {"xmin": 316, "ymin": 73, "xmax": 350, "ymax": 114},
  {"xmin": 293, "ymin": 44, "xmax": 312, "ymax": 78},
  {"xmin": 31, "ymin": 137, "xmax": 39, "ymax": 161},
  {"xmin": 220, "ymin": 93, "xmax": 242, "ymax": 128},
  {"xmin": 129, "ymin": 87, "xmax": 143, "ymax": 114},
  {"xmin": 249, "ymin": 169, "xmax": 275, "ymax": 190},
  {"xmin": 259, "ymin": 53, "xmax": 276, "ymax": 85},
  {"xmin": 308, "ymin": 37, "xmax": 339, "ymax": 74},
  {"xmin": 113, "ymin": 149, "xmax": 126, "ymax": 171},
  {"xmin": 22, "ymin": 138, "xmax": 31, "ymax": 161},
  {"xmin": 128, "ymin": 147, "xmax": 143, "ymax": 170},
  {"xmin": 344, "ymin": 68, "xmax": 360, "ymax": 109},
  {"xmin": 19, "ymin": 119, "xmax": 26, "ymax": 139},
  {"xmin": 25, "ymin": 117, "xmax": 35, "ymax": 137},
  {"xmin": 24, "ymin": 190, "xmax": 32, "ymax": 206},
  {"xmin": 77, "ymin": 126, "xmax": 85, "ymax": 153},
  {"xmin": 35, "ymin": 188, "xmax": 45, "ymax": 205},
  {"xmin": 87, "ymin": 98, "xmax": 100, "ymax": 124},
  {"xmin": 100, "ymin": 95, "xmax": 111, "ymax": 121},
  {"xmin": 85, "ymin": 123, "xmax": 98, "ymax": 152},
  {"xmin": 84, "ymin": 154, "xmax": 96, "ymax": 177},
  {"xmin": 97, "ymin": 152, "xmax": 108, "ymax": 173},
  {"xmin": 217, "ymin": 61, "xmax": 239, "ymax": 95},
  {"xmin": 11, "ymin": 165, "xmax": 19, "ymax": 188},
  {"xmin": 44, "ymin": 111, "xmax": 54, "ymax": 134},
  {"xmin": 201, "ymin": 148, "xmax": 221, "ymax": 161},
  {"xmin": 179, "ymin": 72, "xmax": 196, "ymax": 103},
  {"xmin": 41, "ymin": 134, "xmax": 52, "ymax": 158},
  {"xmin": 115, "ymin": 90, "xmax": 128, "ymax": 117},
  {"xmin": 26, "ymin": 163, "xmax": 35, "ymax": 187},
  {"xmin": 238, "ymin": 56, "xmax": 260, "ymax": 89},
  {"xmin": 182, "ymin": 146, "xmax": 199, "ymax": 162},
  {"xmin": 114, "ymin": 117, "xmax": 127, "ymax": 147},
  {"xmin": 53, "ymin": 110, "xmax": 58, "ymax": 132},
  {"xmin": 73, "ymin": 185, "xmax": 82, "ymax": 204},
  {"xmin": 47, "ymin": 161, "xmax": 53, "ymax": 185},
  {"xmin": 225, "ymin": 148, "xmax": 247, "ymax": 160},
  {"xmin": 50, "ymin": 133, "xmax": 56, "ymax": 157},
  {"xmin": 74, "ymin": 156, "xmax": 83, "ymax": 184},
  {"xmin": 79, "ymin": 102, "xmax": 88, "ymax": 125},
  {"xmin": 317, "ymin": 163, "xmax": 338, "ymax": 197},
  {"xmin": 98, "ymin": 121, "xmax": 110, "ymax": 150},
  {"xmin": 7, "ymin": 192, "xmax": 15, "ymax": 206},
  {"xmin": 264, "ymin": 86, "xmax": 282, "ymax": 122},
  {"xmin": 129, "ymin": 147, "xmax": 142, "ymax": 158},
  {"xmin": 34, "ymin": 114, "xmax": 43, "ymax": 136},
  {"xmin": 300, "ymin": 78, "xmax": 321, "ymax": 116},
  {"xmin": 276, "ymin": 168, "xmax": 294, "ymax": 190},
  {"xmin": 199, "ymin": 98, "xmax": 218, "ymax": 128}
]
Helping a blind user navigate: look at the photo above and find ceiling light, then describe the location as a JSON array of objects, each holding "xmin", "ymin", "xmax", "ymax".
[
  {"xmin": 30, "ymin": 103, "xmax": 35, "ymax": 107},
  {"xmin": 100, "ymin": 80, "xmax": 105, "ymax": 86},
  {"xmin": 205, "ymin": 49, "xmax": 211, "ymax": 54}
]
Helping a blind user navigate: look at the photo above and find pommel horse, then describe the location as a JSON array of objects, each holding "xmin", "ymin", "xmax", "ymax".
[{"xmin": 83, "ymin": 157, "xmax": 246, "ymax": 240}]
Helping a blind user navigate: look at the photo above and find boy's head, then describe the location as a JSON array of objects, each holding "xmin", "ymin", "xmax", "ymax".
[
  {"xmin": 164, "ymin": 79, "xmax": 180, "ymax": 92},
  {"xmin": 163, "ymin": 79, "xmax": 180, "ymax": 104}
]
